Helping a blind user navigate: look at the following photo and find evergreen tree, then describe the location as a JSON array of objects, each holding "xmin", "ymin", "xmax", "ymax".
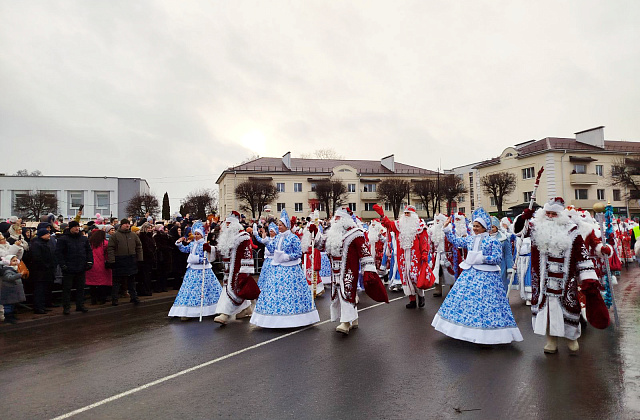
[{"xmin": 162, "ymin": 192, "xmax": 170, "ymax": 220}]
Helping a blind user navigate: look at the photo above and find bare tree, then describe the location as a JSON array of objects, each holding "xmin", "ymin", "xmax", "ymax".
[
  {"xmin": 377, "ymin": 179, "xmax": 410, "ymax": 219},
  {"xmin": 235, "ymin": 180, "xmax": 279, "ymax": 218},
  {"xmin": 314, "ymin": 180, "xmax": 348, "ymax": 218},
  {"xmin": 300, "ymin": 148, "xmax": 343, "ymax": 160},
  {"xmin": 236, "ymin": 154, "xmax": 261, "ymax": 166},
  {"xmin": 610, "ymin": 157, "xmax": 640, "ymax": 201},
  {"xmin": 441, "ymin": 175, "xmax": 469, "ymax": 215},
  {"xmin": 14, "ymin": 169, "xmax": 43, "ymax": 176},
  {"xmin": 480, "ymin": 172, "xmax": 516, "ymax": 218},
  {"xmin": 181, "ymin": 189, "xmax": 218, "ymax": 220},
  {"xmin": 14, "ymin": 191, "xmax": 58, "ymax": 221},
  {"xmin": 126, "ymin": 193, "xmax": 160, "ymax": 219},
  {"xmin": 412, "ymin": 179, "xmax": 440, "ymax": 219}
]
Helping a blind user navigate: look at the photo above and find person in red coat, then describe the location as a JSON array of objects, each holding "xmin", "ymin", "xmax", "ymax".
[
  {"xmin": 374, "ymin": 204, "xmax": 433, "ymax": 309},
  {"xmin": 311, "ymin": 208, "xmax": 387, "ymax": 334}
]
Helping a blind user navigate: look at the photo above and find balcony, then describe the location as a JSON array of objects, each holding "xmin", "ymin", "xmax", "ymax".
[
  {"xmin": 361, "ymin": 210, "xmax": 381, "ymax": 220},
  {"xmin": 569, "ymin": 173, "xmax": 598, "ymax": 185},
  {"xmin": 571, "ymin": 199, "xmax": 597, "ymax": 209},
  {"xmin": 360, "ymin": 191, "xmax": 378, "ymax": 200}
]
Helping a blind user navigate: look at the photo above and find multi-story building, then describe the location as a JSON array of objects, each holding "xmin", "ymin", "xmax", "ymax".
[
  {"xmin": 472, "ymin": 127, "xmax": 640, "ymax": 217},
  {"xmin": 0, "ymin": 175, "xmax": 150, "ymax": 220},
  {"xmin": 447, "ymin": 162, "xmax": 482, "ymax": 217},
  {"xmin": 216, "ymin": 153, "xmax": 438, "ymax": 220}
]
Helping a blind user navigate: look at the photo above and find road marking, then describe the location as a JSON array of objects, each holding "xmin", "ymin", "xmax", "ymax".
[{"xmin": 50, "ymin": 295, "xmax": 406, "ymax": 420}]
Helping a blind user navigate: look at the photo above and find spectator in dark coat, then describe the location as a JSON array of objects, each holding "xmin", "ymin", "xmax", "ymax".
[
  {"xmin": 153, "ymin": 224, "xmax": 172, "ymax": 293},
  {"xmin": 56, "ymin": 221, "xmax": 93, "ymax": 314},
  {"xmin": 137, "ymin": 222, "xmax": 157, "ymax": 296},
  {"xmin": 107, "ymin": 219, "xmax": 143, "ymax": 306},
  {"xmin": 29, "ymin": 229, "xmax": 57, "ymax": 314}
]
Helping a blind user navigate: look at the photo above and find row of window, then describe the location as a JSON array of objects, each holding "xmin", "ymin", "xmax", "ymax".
[
  {"xmin": 522, "ymin": 164, "xmax": 606, "ymax": 179},
  {"xmin": 488, "ymin": 188, "xmax": 622, "ymax": 206},
  {"xmin": 276, "ymin": 182, "xmax": 377, "ymax": 193},
  {"xmin": 11, "ymin": 190, "xmax": 111, "ymax": 215},
  {"xmin": 274, "ymin": 201, "xmax": 427, "ymax": 213}
]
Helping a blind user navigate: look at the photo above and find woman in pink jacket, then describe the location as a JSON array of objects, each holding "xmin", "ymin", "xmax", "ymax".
[{"xmin": 86, "ymin": 229, "xmax": 112, "ymax": 305}]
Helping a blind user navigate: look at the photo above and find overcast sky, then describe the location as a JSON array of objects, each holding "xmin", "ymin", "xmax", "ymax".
[{"xmin": 1, "ymin": 1, "xmax": 639, "ymax": 212}]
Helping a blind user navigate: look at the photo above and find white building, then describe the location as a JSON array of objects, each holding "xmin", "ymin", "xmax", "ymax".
[{"xmin": 0, "ymin": 176, "xmax": 150, "ymax": 220}]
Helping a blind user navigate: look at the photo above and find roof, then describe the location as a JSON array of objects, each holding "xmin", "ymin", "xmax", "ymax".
[
  {"xmin": 473, "ymin": 137, "xmax": 640, "ymax": 169},
  {"xmin": 218, "ymin": 157, "xmax": 437, "ymax": 182}
]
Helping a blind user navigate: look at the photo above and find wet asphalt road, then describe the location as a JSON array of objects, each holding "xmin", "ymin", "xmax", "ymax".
[{"xmin": 2, "ymin": 268, "xmax": 640, "ymax": 420}]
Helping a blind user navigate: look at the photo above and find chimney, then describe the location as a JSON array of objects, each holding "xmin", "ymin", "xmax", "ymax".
[
  {"xmin": 381, "ymin": 154, "xmax": 395, "ymax": 172},
  {"xmin": 575, "ymin": 126, "xmax": 605, "ymax": 148},
  {"xmin": 282, "ymin": 151, "xmax": 292, "ymax": 170}
]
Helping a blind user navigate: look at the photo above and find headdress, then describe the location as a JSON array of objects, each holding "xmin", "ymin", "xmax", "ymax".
[
  {"xmin": 192, "ymin": 220, "xmax": 205, "ymax": 236},
  {"xmin": 472, "ymin": 207, "xmax": 491, "ymax": 230},
  {"xmin": 280, "ymin": 208, "xmax": 290, "ymax": 229}
]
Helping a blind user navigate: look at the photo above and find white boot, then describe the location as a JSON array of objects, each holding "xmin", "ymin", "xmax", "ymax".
[
  {"xmin": 350, "ymin": 319, "xmax": 358, "ymax": 330},
  {"xmin": 544, "ymin": 334, "xmax": 558, "ymax": 354},
  {"xmin": 567, "ymin": 339, "xmax": 579, "ymax": 353},
  {"xmin": 526, "ymin": 300, "xmax": 531, "ymax": 306},
  {"xmin": 236, "ymin": 306, "xmax": 253, "ymax": 319},
  {"xmin": 213, "ymin": 314, "xmax": 229, "ymax": 325},
  {"xmin": 336, "ymin": 322, "xmax": 350, "ymax": 335}
]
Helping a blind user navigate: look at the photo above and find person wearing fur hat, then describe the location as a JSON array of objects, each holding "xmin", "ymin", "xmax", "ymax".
[
  {"xmin": 169, "ymin": 221, "xmax": 222, "ymax": 320},
  {"xmin": 374, "ymin": 204, "xmax": 435, "ymax": 309},
  {"xmin": 514, "ymin": 197, "xmax": 601, "ymax": 354},
  {"xmin": 249, "ymin": 209, "xmax": 320, "ymax": 328},
  {"xmin": 432, "ymin": 208, "xmax": 523, "ymax": 345},
  {"xmin": 213, "ymin": 212, "xmax": 257, "ymax": 325},
  {"xmin": 311, "ymin": 208, "xmax": 388, "ymax": 334},
  {"xmin": 107, "ymin": 218, "xmax": 143, "ymax": 306},
  {"xmin": 56, "ymin": 220, "xmax": 93, "ymax": 314},
  {"xmin": 300, "ymin": 220, "xmax": 325, "ymax": 298},
  {"xmin": 429, "ymin": 213, "xmax": 461, "ymax": 298}
]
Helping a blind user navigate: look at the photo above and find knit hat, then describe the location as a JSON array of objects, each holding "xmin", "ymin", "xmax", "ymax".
[
  {"xmin": 68, "ymin": 220, "xmax": 80, "ymax": 229},
  {"xmin": 8, "ymin": 216, "xmax": 18, "ymax": 224},
  {"xmin": 103, "ymin": 224, "xmax": 114, "ymax": 232},
  {"xmin": 37, "ymin": 222, "xmax": 51, "ymax": 230},
  {"xmin": 37, "ymin": 228, "xmax": 49, "ymax": 237},
  {"xmin": 120, "ymin": 218, "xmax": 131, "ymax": 225}
]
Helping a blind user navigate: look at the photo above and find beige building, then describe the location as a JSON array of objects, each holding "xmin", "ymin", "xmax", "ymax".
[
  {"xmin": 472, "ymin": 127, "xmax": 640, "ymax": 217},
  {"xmin": 216, "ymin": 153, "xmax": 438, "ymax": 220},
  {"xmin": 446, "ymin": 162, "xmax": 481, "ymax": 217}
]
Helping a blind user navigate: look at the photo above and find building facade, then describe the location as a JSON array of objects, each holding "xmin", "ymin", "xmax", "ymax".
[
  {"xmin": 217, "ymin": 153, "xmax": 438, "ymax": 220},
  {"xmin": 0, "ymin": 176, "xmax": 150, "ymax": 220},
  {"xmin": 472, "ymin": 127, "xmax": 640, "ymax": 217}
]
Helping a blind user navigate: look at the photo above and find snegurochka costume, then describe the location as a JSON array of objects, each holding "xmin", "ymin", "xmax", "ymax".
[
  {"xmin": 250, "ymin": 209, "xmax": 320, "ymax": 328},
  {"xmin": 432, "ymin": 208, "xmax": 523, "ymax": 345},
  {"xmin": 168, "ymin": 221, "xmax": 221, "ymax": 318}
]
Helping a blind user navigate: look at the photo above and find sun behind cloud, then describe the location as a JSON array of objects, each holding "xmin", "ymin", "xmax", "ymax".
[{"xmin": 241, "ymin": 130, "xmax": 267, "ymax": 156}]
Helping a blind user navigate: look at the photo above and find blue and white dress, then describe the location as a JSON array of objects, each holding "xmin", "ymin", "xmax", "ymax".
[
  {"xmin": 168, "ymin": 239, "xmax": 222, "ymax": 318},
  {"xmin": 250, "ymin": 231, "xmax": 320, "ymax": 328},
  {"xmin": 319, "ymin": 252, "xmax": 332, "ymax": 285},
  {"xmin": 432, "ymin": 228, "xmax": 523, "ymax": 344}
]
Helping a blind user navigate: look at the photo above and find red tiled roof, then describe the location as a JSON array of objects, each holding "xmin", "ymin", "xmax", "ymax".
[{"xmin": 225, "ymin": 157, "xmax": 437, "ymax": 175}]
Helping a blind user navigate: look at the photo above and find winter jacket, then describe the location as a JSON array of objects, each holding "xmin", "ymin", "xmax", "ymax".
[
  {"xmin": 107, "ymin": 228, "xmax": 143, "ymax": 276},
  {"xmin": 1, "ymin": 265, "xmax": 25, "ymax": 305},
  {"xmin": 55, "ymin": 230, "xmax": 93, "ymax": 273},
  {"xmin": 139, "ymin": 232, "xmax": 157, "ymax": 267},
  {"xmin": 29, "ymin": 237, "xmax": 57, "ymax": 283}
]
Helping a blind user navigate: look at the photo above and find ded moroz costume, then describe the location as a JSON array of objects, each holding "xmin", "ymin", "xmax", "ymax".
[{"xmin": 213, "ymin": 212, "xmax": 259, "ymax": 325}]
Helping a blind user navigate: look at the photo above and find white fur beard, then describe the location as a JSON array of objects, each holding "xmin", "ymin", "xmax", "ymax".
[
  {"xmin": 217, "ymin": 221, "xmax": 242, "ymax": 257},
  {"xmin": 453, "ymin": 220, "xmax": 467, "ymax": 235},
  {"xmin": 398, "ymin": 214, "xmax": 419, "ymax": 250},
  {"xmin": 325, "ymin": 217, "xmax": 353, "ymax": 256},
  {"xmin": 531, "ymin": 212, "xmax": 575, "ymax": 255},
  {"xmin": 300, "ymin": 230, "xmax": 311, "ymax": 251},
  {"xmin": 430, "ymin": 224, "xmax": 445, "ymax": 249}
]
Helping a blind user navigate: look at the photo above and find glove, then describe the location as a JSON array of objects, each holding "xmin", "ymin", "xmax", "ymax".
[
  {"xmin": 308, "ymin": 224, "xmax": 318, "ymax": 235},
  {"xmin": 372, "ymin": 204, "xmax": 385, "ymax": 217},
  {"xmin": 521, "ymin": 208, "xmax": 534, "ymax": 221},
  {"xmin": 203, "ymin": 243, "xmax": 212, "ymax": 252},
  {"xmin": 601, "ymin": 244, "xmax": 612, "ymax": 256}
]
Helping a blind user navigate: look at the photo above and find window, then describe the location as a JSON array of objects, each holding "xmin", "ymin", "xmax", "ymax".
[
  {"xmin": 95, "ymin": 191, "xmax": 110, "ymax": 213},
  {"xmin": 613, "ymin": 189, "xmax": 621, "ymax": 201},
  {"xmin": 348, "ymin": 203, "xmax": 356, "ymax": 212},
  {"xmin": 457, "ymin": 195, "xmax": 465, "ymax": 203},
  {"xmin": 523, "ymin": 191, "xmax": 533, "ymax": 202},
  {"xmin": 276, "ymin": 183, "xmax": 285, "ymax": 192},
  {"xmin": 348, "ymin": 184, "xmax": 356, "ymax": 193},
  {"xmin": 385, "ymin": 203, "xmax": 391, "ymax": 211},
  {"xmin": 277, "ymin": 203, "xmax": 286, "ymax": 212},
  {"xmin": 595, "ymin": 165, "xmax": 604, "ymax": 176},
  {"xmin": 294, "ymin": 203, "xmax": 303, "ymax": 212},
  {"xmin": 363, "ymin": 183, "xmax": 376, "ymax": 192},
  {"xmin": 414, "ymin": 202, "xmax": 424, "ymax": 211},
  {"xmin": 310, "ymin": 183, "xmax": 317, "ymax": 192},
  {"xmin": 11, "ymin": 190, "xmax": 28, "ymax": 214},
  {"xmin": 522, "ymin": 167, "xmax": 535, "ymax": 179},
  {"xmin": 69, "ymin": 191, "xmax": 83, "ymax": 209},
  {"xmin": 317, "ymin": 202, "xmax": 325, "ymax": 211},
  {"xmin": 490, "ymin": 196, "xmax": 496, "ymax": 207},
  {"xmin": 338, "ymin": 168, "xmax": 352, "ymax": 172},
  {"xmin": 597, "ymin": 189, "xmax": 605, "ymax": 200},
  {"xmin": 294, "ymin": 183, "xmax": 302, "ymax": 192},
  {"xmin": 458, "ymin": 207, "xmax": 465, "ymax": 214},
  {"xmin": 573, "ymin": 164, "xmax": 586, "ymax": 174},
  {"xmin": 364, "ymin": 203, "xmax": 376, "ymax": 211},
  {"xmin": 574, "ymin": 189, "xmax": 588, "ymax": 200}
]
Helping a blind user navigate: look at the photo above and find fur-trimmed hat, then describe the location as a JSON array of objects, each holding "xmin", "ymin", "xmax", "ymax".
[{"xmin": 543, "ymin": 197, "xmax": 565, "ymax": 213}]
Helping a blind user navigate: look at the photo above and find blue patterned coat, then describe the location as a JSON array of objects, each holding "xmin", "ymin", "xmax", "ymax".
[
  {"xmin": 267, "ymin": 232, "xmax": 302, "ymax": 260},
  {"xmin": 444, "ymin": 229, "xmax": 502, "ymax": 267}
]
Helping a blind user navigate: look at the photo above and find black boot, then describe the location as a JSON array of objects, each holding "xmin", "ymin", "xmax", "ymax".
[
  {"xmin": 418, "ymin": 296, "xmax": 425, "ymax": 308},
  {"xmin": 4, "ymin": 313, "xmax": 18, "ymax": 324},
  {"xmin": 406, "ymin": 300, "xmax": 417, "ymax": 309}
]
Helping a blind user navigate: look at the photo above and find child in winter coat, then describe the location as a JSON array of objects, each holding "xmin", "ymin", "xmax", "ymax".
[{"xmin": 1, "ymin": 254, "xmax": 25, "ymax": 324}]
